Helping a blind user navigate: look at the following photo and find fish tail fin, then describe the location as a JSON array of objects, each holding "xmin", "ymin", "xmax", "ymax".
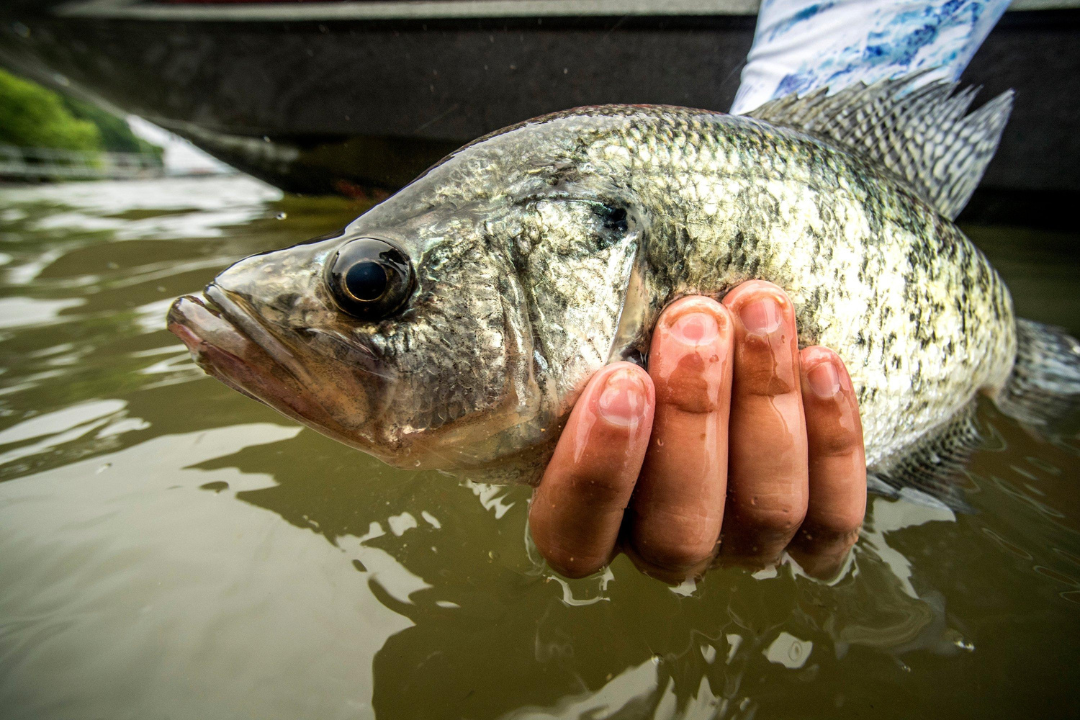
[{"xmin": 993, "ymin": 318, "xmax": 1080, "ymax": 430}]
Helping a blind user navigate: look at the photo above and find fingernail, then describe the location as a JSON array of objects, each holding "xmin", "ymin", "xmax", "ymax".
[
  {"xmin": 669, "ymin": 311, "xmax": 719, "ymax": 346},
  {"xmin": 598, "ymin": 369, "xmax": 647, "ymax": 426},
  {"xmin": 738, "ymin": 297, "xmax": 783, "ymax": 335},
  {"xmin": 807, "ymin": 361, "xmax": 840, "ymax": 398}
]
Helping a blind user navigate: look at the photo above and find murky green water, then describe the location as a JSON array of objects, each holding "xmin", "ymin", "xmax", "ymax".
[{"xmin": 0, "ymin": 177, "xmax": 1077, "ymax": 719}]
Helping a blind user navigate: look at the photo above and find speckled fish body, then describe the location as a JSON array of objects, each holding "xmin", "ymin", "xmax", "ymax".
[
  {"xmin": 168, "ymin": 94, "xmax": 1019, "ymax": 489},
  {"xmin": 417, "ymin": 105, "xmax": 1017, "ymax": 478},
  {"xmin": 539, "ymin": 105, "xmax": 1018, "ymax": 469}
]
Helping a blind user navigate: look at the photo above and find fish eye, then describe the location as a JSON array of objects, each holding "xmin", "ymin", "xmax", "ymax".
[{"xmin": 327, "ymin": 237, "xmax": 414, "ymax": 320}]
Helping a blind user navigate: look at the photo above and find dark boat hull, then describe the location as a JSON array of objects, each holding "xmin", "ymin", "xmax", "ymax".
[{"xmin": 1, "ymin": 2, "xmax": 1077, "ymax": 201}]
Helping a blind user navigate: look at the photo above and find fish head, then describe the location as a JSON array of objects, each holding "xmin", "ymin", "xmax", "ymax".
[{"xmin": 168, "ymin": 112, "xmax": 645, "ymax": 475}]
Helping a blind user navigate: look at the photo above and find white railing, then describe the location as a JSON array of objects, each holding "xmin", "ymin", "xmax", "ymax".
[{"xmin": 0, "ymin": 144, "xmax": 164, "ymax": 180}]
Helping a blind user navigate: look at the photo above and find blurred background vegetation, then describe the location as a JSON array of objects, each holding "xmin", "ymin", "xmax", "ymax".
[{"xmin": 0, "ymin": 67, "xmax": 162, "ymax": 159}]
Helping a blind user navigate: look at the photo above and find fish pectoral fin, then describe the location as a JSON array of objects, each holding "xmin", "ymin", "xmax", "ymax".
[{"xmin": 744, "ymin": 70, "xmax": 1013, "ymax": 221}]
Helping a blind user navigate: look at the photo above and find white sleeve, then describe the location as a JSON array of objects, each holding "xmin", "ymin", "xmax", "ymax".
[{"xmin": 730, "ymin": 0, "xmax": 1011, "ymax": 115}]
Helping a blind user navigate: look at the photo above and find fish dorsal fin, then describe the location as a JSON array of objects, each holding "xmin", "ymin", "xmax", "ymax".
[{"xmin": 745, "ymin": 71, "xmax": 1013, "ymax": 220}]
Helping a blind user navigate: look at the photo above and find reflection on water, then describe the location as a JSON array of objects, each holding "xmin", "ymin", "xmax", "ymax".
[{"xmin": 0, "ymin": 177, "xmax": 1077, "ymax": 719}]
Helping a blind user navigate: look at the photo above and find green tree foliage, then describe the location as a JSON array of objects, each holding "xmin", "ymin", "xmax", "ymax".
[
  {"xmin": 0, "ymin": 68, "xmax": 102, "ymax": 152},
  {"xmin": 0, "ymin": 69, "xmax": 163, "ymax": 163},
  {"xmin": 63, "ymin": 97, "xmax": 164, "ymax": 161}
]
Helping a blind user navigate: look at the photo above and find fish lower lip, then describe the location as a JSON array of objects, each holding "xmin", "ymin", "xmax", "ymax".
[
  {"xmin": 167, "ymin": 293, "xmax": 303, "ymax": 406},
  {"xmin": 166, "ymin": 292, "xmax": 342, "ymax": 432}
]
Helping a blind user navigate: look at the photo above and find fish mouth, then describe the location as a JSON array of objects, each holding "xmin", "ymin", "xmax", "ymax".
[{"xmin": 166, "ymin": 287, "xmax": 343, "ymax": 435}]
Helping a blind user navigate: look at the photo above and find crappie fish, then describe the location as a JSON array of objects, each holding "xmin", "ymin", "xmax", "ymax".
[{"xmin": 167, "ymin": 74, "xmax": 1080, "ymax": 507}]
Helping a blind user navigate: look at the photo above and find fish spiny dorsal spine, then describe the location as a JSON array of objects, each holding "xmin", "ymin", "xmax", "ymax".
[{"xmin": 745, "ymin": 70, "xmax": 1013, "ymax": 220}]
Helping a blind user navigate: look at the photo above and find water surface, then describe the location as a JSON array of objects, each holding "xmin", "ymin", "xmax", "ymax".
[{"xmin": 0, "ymin": 177, "xmax": 1077, "ymax": 719}]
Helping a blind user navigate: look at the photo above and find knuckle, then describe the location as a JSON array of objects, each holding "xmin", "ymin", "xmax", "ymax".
[
  {"xmin": 736, "ymin": 366, "xmax": 799, "ymax": 397},
  {"xmin": 545, "ymin": 552, "xmax": 605, "ymax": 579},
  {"xmin": 629, "ymin": 506, "xmax": 722, "ymax": 570},
  {"xmin": 733, "ymin": 503, "xmax": 807, "ymax": 537},
  {"xmin": 811, "ymin": 506, "xmax": 866, "ymax": 537},
  {"xmin": 572, "ymin": 471, "xmax": 637, "ymax": 506},
  {"xmin": 735, "ymin": 338, "xmax": 800, "ymax": 397},
  {"xmin": 798, "ymin": 520, "xmax": 862, "ymax": 548},
  {"xmin": 814, "ymin": 432, "xmax": 860, "ymax": 458},
  {"xmin": 634, "ymin": 538, "xmax": 715, "ymax": 571},
  {"xmin": 535, "ymin": 534, "xmax": 609, "ymax": 579},
  {"xmin": 655, "ymin": 364, "xmax": 724, "ymax": 413}
]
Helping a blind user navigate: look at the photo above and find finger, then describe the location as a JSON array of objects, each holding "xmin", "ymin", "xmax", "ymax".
[
  {"xmin": 789, "ymin": 346, "xmax": 866, "ymax": 578},
  {"xmin": 720, "ymin": 280, "xmax": 809, "ymax": 565},
  {"xmin": 626, "ymin": 296, "xmax": 734, "ymax": 573},
  {"xmin": 623, "ymin": 544, "xmax": 714, "ymax": 584},
  {"xmin": 529, "ymin": 362, "xmax": 654, "ymax": 578}
]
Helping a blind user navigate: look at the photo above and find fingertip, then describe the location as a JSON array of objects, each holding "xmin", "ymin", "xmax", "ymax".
[
  {"xmin": 656, "ymin": 295, "xmax": 733, "ymax": 339},
  {"xmin": 799, "ymin": 345, "xmax": 847, "ymax": 369},
  {"xmin": 721, "ymin": 282, "xmax": 799, "ymax": 388},
  {"xmin": 654, "ymin": 299, "xmax": 733, "ymax": 364},
  {"xmin": 720, "ymin": 280, "xmax": 791, "ymax": 314},
  {"xmin": 590, "ymin": 362, "xmax": 655, "ymax": 431},
  {"xmin": 799, "ymin": 345, "xmax": 836, "ymax": 366},
  {"xmin": 799, "ymin": 347, "xmax": 840, "ymax": 399},
  {"xmin": 799, "ymin": 346, "xmax": 858, "ymax": 407},
  {"xmin": 595, "ymin": 359, "xmax": 651, "ymax": 383},
  {"xmin": 649, "ymin": 297, "xmax": 734, "ymax": 415},
  {"xmin": 624, "ymin": 542, "xmax": 713, "ymax": 585}
]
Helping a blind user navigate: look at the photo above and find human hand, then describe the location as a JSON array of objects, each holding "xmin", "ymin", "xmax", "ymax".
[{"xmin": 528, "ymin": 281, "xmax": 867, "ymax": 582}]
